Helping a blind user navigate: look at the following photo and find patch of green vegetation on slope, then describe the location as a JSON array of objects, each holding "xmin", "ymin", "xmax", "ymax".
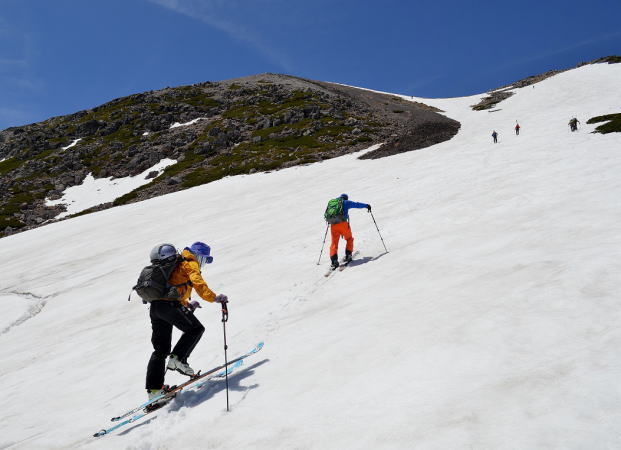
[
  {"xmin": 72, "ymin": 88, "xmax": 368, "ymax": 207},
  {"xmin": 0, "ymin": 184, "xmax": 53, "ymax": 231},
  {"xmin": 587, "ymin": 113, "xmax": 621, "ymax": 134},
  {"xmin": 181, "ymin": 122, "xmax": 356, "ymax": 188},
  {"xmin": 223, "ymin": 90, "xmax": 328, "ymax": 120},
  {"xmin": 0, "ymin": 158, "xmax": 24, "ymax": 175}
]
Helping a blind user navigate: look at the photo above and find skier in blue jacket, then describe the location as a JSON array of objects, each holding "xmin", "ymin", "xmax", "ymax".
[{"xmin": 329, "ymin": 194, "xmax": 371, "ymax": 269}]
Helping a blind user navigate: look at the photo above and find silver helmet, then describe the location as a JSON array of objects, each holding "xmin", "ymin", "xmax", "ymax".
[{"xmin": 149, "ymin": 243, "xmax": 178, "ymax": 263}]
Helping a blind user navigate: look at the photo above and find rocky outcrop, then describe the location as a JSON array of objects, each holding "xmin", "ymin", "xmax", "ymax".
[
  {"xmin": 471, "ymin": 90, "xmax": 515, "ymax": 111},
  {"xmin": 0, "ymin": 73, "xmax": 459, "ymax": 238},
  {"xmin": 360, "ymin": 122, "xmax": 460, "ymax": 159}
]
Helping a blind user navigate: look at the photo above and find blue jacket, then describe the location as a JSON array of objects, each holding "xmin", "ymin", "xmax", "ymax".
[{"xmin": 342, "ymin": 200, "xmax": 368, "ymax": 220}]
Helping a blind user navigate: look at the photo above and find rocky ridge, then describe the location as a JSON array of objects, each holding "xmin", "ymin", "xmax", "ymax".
[
  {"xmin": 0, "ymin": 73, "xmax": 459, "ymax": 238},
  {"xmin": 470, "ymin": 55, "xmax": 621, "ymax": 111}
]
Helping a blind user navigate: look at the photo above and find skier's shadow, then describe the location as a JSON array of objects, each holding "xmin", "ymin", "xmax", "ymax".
[
  {"xmin": 173, "ymin": 359, "xmax": 268, "ymax": 410},
  {"xmin": 347, "ymin": 251, "xmax": 388, "ymax": 268},
  {"xmin": 119, "ymin": 359, "xmax": 269, "ymax": 435}
]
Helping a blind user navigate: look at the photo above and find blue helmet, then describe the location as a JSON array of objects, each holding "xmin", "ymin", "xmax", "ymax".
[
  {"xmin": 150, "ymin": 243, "xmax": 177, "ymax": 263},
  {"xmin": 188, "ymin": 241, "xmax": 213, "ymax": 267},
  {"xmin": 340, "ymin": 193, "xmax": 348, "ymax": 200}
]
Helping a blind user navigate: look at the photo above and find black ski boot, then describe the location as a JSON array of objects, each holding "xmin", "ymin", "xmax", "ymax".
[
  {"xmin": 344, "ymin": 250, "xmax": 353, "ymax": 263},
  {"xmin": 330, "ymin": 254, "xmax": 340, "ymax": 270}
]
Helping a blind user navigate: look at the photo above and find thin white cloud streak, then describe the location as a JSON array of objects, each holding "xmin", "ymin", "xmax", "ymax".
[
  {"xmin": 0, "ymin": 17, "xmax": 27, "ymax": 68},
  {"xmin": 0, "ymin": 19, "xmax": 36, "ymax": 87},
  {"xmin": 0, "ymin": 58, "xmax": 27, "ymax": 66},
  {"xmin": 148, "ymin": 0, "xmax": 294, "ymax": 72}
]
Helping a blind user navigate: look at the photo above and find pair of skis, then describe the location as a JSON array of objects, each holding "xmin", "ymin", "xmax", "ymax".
[
  {"xmin": 93, "ymin": 341, "xmax": 263, "ymax": 438},
  {"xmin": 324, "ymin": 251, "xmax": 359, "ymax": 277}
]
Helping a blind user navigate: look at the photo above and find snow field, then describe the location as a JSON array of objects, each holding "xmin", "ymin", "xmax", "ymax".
[{"xmin": 0, "ymin": 62, "xmax": 620, "ymax": 449}]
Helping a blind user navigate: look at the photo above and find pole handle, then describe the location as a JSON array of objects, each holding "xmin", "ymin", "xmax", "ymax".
[{"xmin": 221, "ymin": 302, "xmax": 229, "ymax": 322}]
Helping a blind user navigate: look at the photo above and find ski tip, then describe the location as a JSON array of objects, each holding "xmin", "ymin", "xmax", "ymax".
[
  {"xmin": 93, "ymin": 430, "xmax": 106, "ymax": 438},
  {"xmin": 256, "ymin": 341, "xmax": 264, "ymax": 351}
]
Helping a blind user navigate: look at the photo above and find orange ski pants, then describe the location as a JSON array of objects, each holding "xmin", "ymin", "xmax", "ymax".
[{"xmin": 330, "ymin": 221, "xmax": 354, "ymax": 257}]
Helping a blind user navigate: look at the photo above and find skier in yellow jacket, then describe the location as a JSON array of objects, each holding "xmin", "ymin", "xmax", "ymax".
[{"xmin": 145, "ymin": 242, "xmax": 227, "ymax": 401}]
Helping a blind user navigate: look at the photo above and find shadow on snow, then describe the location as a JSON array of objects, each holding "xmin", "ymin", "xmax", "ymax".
[
  {"xmin": 118, "ymin": 359, "xmax": 269, "ymax": 436},
  {"xmin": 347, "ymin": 251, "xmax": 389, "ymax": 268}
]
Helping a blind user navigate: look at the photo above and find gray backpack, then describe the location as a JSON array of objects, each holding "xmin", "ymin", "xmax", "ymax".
[{"xmin": 130, "ymin": 255, "xmax": 190, "ymax": 303}]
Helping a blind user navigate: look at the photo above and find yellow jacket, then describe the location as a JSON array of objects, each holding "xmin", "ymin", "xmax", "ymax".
[{"xmin": 168, "ymin": 249, "xmax": 217, "ymax": 306}]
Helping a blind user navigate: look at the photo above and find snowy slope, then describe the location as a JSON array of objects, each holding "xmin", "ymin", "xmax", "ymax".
[{"xmin": 1, "ymin": 63, "xmax": 621, "ymax": 449}]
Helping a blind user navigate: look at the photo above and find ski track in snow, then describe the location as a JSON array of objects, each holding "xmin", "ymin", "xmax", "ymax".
[
  {"xmin": 0, "ymin": 291, "xmax": 48, "ymax": 336},
  {"xmin": 0, "ymin": 63, "xmax": 621, "ymax": 449}
]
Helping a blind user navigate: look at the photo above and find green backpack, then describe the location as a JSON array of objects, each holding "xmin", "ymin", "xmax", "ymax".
[{"xmin": 324, "ymin": 198, "xmax": 345, "ymax": 224}]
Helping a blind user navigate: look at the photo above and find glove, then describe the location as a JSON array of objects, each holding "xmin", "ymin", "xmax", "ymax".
[
  {"xmin": 215, "ymin": 294, "xmax": 228, "ymax": 304},
  {"xmin": 366, "ymin": 204, "xmax": 372, "ymax": 212},
  {"xmin": 189, "ymin": 300, "xmax": 202, "ymax": 312}
]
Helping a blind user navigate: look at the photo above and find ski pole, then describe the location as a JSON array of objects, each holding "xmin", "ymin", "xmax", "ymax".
[
  {"xmin": 221, "ymin": 301, "xmax": 230, "ymax": 412},
  {"xmin": 369, "ymin": 211, "xmax": 389, "ymax": 253},
  {"xmin": 316, "ymin": 223, "xmax": 329, "ymax": 265}
]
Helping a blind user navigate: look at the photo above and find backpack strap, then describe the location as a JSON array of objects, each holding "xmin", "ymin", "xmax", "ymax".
[
  {"xmin": 159, "ymin": 263, "xmax": 193, "ymax": 298},
  {"xmin": 163, "ymin": 257, "xmax": 193, "ymax": 288}
]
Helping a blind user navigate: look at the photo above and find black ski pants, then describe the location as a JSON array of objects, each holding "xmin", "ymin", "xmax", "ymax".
[{"xmin": 145, "ymin": 301, "xmax": 205, "ymax": 390}]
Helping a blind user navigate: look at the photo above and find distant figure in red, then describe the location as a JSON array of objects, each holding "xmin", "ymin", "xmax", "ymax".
[
  {"xmin": 515, "ymin": 123, "xmax": 520, "ymax": 135},
  {"xmin": 491, "ymin": 130, "xmax": 498, "ymax": 143}
]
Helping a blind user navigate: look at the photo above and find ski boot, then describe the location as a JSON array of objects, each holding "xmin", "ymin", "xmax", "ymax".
[
  {"xmin": 330, "ymin": 254, "xmax": 340, "ymax": 270},
  {"xmin": 167, "ymin": 354, "xmax": 195, "ymax": 376},
  {"xmin": 146, "ymin": 384, "xmax": 176, "ymax": 410},
  {"xmin": 344, "ymin": 250, "xmax": 353, "ymax": 263}
]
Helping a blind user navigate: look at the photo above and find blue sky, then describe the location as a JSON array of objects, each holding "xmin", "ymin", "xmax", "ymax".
[{"xmin": 1, "ymin": 0, "xmax": 619, "ymax": 130}]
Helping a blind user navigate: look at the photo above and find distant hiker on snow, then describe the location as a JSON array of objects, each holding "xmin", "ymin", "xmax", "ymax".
[
  {"xmin": 492, "ymin": 130, "xmax": 498, "ymax": 143},
  {"xmin": 569, "ymin": 117, "xmax": 580, "ymax": 132},
  {"xmin": 139, "ymin": 242, "xmax": 228, "ymax": 402},
  {"xmin": 515, "ymin": 123, "xmax": 521, "ymax": 135},
  {"xmin": 324, "ymin": 194, "xmax": 371, "ymax": 269}
]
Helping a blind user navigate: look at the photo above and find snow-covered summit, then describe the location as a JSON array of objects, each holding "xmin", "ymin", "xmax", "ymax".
[{"xmin": 1, "ymin": 62, "xmax": 621, "ymax": 449}]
